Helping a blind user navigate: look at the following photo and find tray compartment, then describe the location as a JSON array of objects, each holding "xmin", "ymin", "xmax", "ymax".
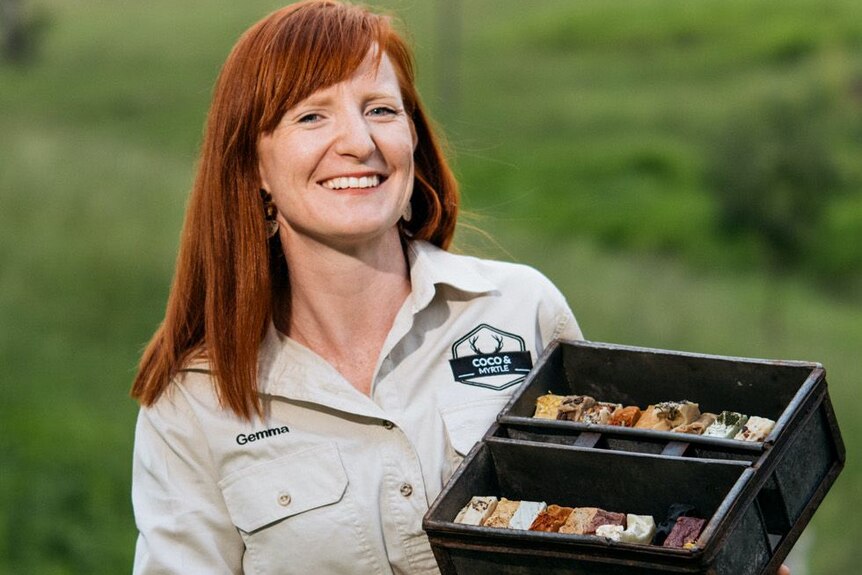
[
  {"xmin": 425, "ymin": 438, "xmax": 766, "ymax": 574},
  {"xmin": 499, "ymin": 340, "xmax": 827, "ymax": 452}
]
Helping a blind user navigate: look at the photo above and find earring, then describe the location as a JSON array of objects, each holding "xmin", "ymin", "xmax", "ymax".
[
  {"xmin": 401, "ymin": 197, "xmax": 413, "ymax": 223},
  {"xmin": 259, "ymin": 189, "xmax": 279, "ymax": 238}
]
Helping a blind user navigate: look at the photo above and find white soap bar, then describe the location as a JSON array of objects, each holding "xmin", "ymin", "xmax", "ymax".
[
  {"xmin": 735, "ymin": 416, "xmax": 776, "ymax": 442},
  {"xmin": 620, "ymin": 514, "xmax": 656, "ymax": 544},
  {"xmin": 454, "ymin": 496, "xmax": 498, "ymax": 526},
  {"xmin": 509, "ymin": 501, "xmax": 547, "ymax": 530},
  {"xmin": 703, "ymin": 411, "xmax": 749, "ymax": 438},
  {"xmin": 595, "ymin": 524, "xmax": 624, "ymax": 540}
]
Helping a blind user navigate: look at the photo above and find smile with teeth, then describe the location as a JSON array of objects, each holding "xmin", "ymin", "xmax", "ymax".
[{"xmin": 321, "ymin": 174, "xmax": 383, "ymax": 190}]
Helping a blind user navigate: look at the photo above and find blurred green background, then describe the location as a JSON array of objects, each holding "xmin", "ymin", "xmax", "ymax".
[{"xmin": 1, "ymin": 0, "xmax": 859, "ymax": 573}]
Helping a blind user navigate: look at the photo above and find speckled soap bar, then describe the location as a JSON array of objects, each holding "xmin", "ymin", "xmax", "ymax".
[
  {"xmin": 703, "ymin": 411, "xmax": 749, "ymax": 438},
  {"xmin": 454, "ymin": 496, "xmax": 498, "ymax": 526}
]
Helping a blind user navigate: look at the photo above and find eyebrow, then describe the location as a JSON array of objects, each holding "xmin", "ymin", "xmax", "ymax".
[
  {"xmin": 289, "ymin": 86, "xmax": 402, "ymax": 115},
  {"xmin": 364, "ymin": 91, "xmax": 401, "ymax": 102},
  {"xmin": 293, "ymin": 93, "xmax": 335, "ymax": 110}
]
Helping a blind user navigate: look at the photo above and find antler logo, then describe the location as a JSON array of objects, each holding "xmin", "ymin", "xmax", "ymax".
[
  {"xmin": 469, "ymin": 334, "xmax": 504, "ymax": 355},
  {"xmin": 449, "ymin": 324, "xmax": 534, "ymax": 390}
]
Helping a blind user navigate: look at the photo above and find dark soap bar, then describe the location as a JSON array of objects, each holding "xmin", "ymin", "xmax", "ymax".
[{"xmin": 663, "ymin": 516, "xmax": 706, "ymax": 549}]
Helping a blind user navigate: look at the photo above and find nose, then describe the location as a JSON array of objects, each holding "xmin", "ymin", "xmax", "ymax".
[{"xmin": 333, "ymin": 109, "xmax": 376, "ymax": 160}]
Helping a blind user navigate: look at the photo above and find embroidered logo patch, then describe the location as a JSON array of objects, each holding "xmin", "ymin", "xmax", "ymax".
[{"xmin": 449, "ymin": 324, "xmax": 533, "ymax": 390}]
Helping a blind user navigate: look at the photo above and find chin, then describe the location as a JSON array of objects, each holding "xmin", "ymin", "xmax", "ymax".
[{"xmin": 315, "ymin": 222, "xmax": 401, "ymax": 246}]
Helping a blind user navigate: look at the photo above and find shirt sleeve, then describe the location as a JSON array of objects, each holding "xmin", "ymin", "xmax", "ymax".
[
  {"xmin": 534, "ymin": 272, "xmax": 584, "ymax": 351},
  {"xmin": 132, "ymin": 391, "xmax": 244, "ymax": 575}
]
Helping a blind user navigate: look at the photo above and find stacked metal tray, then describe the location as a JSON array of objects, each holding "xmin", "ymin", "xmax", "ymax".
[{"xmin": 423, "ymin": 339, "xmax": 845, "ymax": 575}]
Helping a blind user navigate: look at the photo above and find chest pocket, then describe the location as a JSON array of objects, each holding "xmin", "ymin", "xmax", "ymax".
[
  {"xmin": 219, "ymin": 443, "xmax": 347, "ymax": 534},
  {"xmin": 440, "ymin": 395, "xmax": 510, "ymax": 457}
]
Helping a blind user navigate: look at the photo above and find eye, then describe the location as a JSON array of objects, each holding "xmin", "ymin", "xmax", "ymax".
[
  {"xmin": 368, "ymin": 106, "xmax": 398, "ymax": 117},
  {"xmin": 297, "ymin": 112, "xmax": 322, "ymax": 124}
]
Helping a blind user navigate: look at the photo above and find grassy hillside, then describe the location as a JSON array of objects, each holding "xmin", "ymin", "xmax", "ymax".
[
  {"xmin": 0, "ymin": 0, "xmax": 859, "ymax": 573},
  {"xmin": 453, "ymin": 0, "xmax": 862, "ymax": 281}
]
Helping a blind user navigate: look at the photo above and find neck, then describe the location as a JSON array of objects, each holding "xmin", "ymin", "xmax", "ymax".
[
  {"xmin": 281, "ymin": 230, "xmax": 410, "ymax": 310},
  {"xmin": 274, "ymin": 230, "xmax": 411, "ymax": 394}
]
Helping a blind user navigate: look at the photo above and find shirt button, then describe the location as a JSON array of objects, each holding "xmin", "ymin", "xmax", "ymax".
[
  {"xmin": 400, "ymin": 483, "xmax": 413, "ymax": 498},
  {"xmin": 277, "ymin": 492, "xmax": 291, "ymax": 507},
  {"xmin": 382, "ymin": 420, "xmax": 395, "ymax": 430}
]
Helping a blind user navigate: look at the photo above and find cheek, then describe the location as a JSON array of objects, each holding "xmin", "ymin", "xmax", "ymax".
[
  {"xmin": 258, "ymin": 134, "xmax": 320, "ymax": 190},
  {"xmin": 395, "ymin": 134, "xmax": 416, "ymax": 173}
]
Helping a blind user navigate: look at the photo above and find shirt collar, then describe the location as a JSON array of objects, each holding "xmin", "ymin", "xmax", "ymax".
[
  {"xmin": 257, "ymin": 324, "xmax": 386, "ymax": 417},
  {"xmin": 407, "ymin": 240, "xmax": 496, "ymax": 313},
  {"xmin": 257, "ymin": 240, "xmax": 496, "ymax": 400}
]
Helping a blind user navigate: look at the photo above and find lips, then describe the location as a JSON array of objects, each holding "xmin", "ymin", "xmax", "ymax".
[{"xmin": 320, "ymin": 174, "xmax": 385, "ymax": 190}]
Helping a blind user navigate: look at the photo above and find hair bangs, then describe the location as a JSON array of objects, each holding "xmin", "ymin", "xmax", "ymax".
[{"xmin": 258, "ymin": 2, "xmax": 391, "ymax": 135}]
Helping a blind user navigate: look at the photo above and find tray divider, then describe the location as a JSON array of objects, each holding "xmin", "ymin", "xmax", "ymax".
[
  {"xmin": 661, "ymin": 440, "xmax": 691, "ymax": 457},
  {"xmin": 573, "ymin": 432, "xmax": 602, "ymax": 448}
]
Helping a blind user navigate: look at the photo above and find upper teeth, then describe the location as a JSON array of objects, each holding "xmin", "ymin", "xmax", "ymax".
[{"xmin": 322, "ymin": 175, "xmax": 380, "ymax": 190}]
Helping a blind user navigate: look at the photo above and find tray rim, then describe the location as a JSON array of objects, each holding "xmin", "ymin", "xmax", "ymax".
[
  {"xmin": 497, "ymin": 338, "xmax": 826, "ymax": 451},
  {"xmin": 423, "ymin": 436, "xmax": 757, "ymax": 567}
]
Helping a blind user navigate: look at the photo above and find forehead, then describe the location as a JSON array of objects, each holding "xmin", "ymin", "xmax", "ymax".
[{"xmin": 304, "ymin": 50, "xmax": 402, "ymax": 102}]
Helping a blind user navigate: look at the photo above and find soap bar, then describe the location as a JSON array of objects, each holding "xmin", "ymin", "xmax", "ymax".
[
  {"xmin": 559, "ymin": 507, "xmax": 625, "ymax": 535},
  {"xmin": 533, "ymin": 394, "xmax": 565, "ymax": 419},
  {"xmin": 653, "ymin": 503, "xmax": 698, "ymax": 546},
  {"xmin": 556, "ymin": 395, "xmax": 597, "ymax": 422},
  {"xmin": 703, "ymin": 411, "xmax": 749, "ymax": 438},
  {"xmin": 558, "ymin": 507, "xmax": 599, "ymax": 534},
  {"xmin": 662, "ymin": 516, "xmax": 706, "ymax": 549},
  {"xmin": 620, "ymin": 514, "xmax": 657, "ymax": 544},
  {"xmin": 591, "ymin": 508, "xmax": 627, "ymax": 533},
  {"xmin": 582, "ymin": 401, "xmax": 623, "ymax": 425},
  {"xmin": 609, "ymin": 405, "xmax": 642, "ymax": 427},
  {"xmin": 529, "ymin": 504, "xmax": 574, "ymax": 532},
  {"xmin": 454, "ymin": 496, "xmax": 498, "ymax": 526},
  {"xmin": 509, "ymin": 501, "xmax": 547, "ymax": 530},
  {"xmin": 673, "ymin": 413, "xmax": 717, "ymax": 435},
  {"xmin": 482, "ymin": 498, "xmax": 520, "ymax": 528},
  {"xmin": 635, "ymin": 401, "xmax": 700, "ymax": 431},
  {"xmin": 734, "ymin": 416, "xmax": 775, "ymax": 442},
  {"xmin": 595, "ymin": 524, "xmax": 624, "ymax": 540}
]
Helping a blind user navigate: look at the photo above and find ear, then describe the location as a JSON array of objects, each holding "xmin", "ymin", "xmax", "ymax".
[
  {"xmin": 409, "ymin": 116, "xmax": 418, "ymax": 151},
  {"xmin": 257, "ymin": 138, "xmax": 272, "ymax": 191}
]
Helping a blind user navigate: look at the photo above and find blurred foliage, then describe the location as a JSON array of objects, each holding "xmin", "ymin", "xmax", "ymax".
[
  {"xmin": 706, "ymin": 92, "xmax": 844, "ymax": 273},
  {"xmin": 444, "ymin": 0, "xmax": 862, "ymax": 287},
  {"xmin": 0, "ymin": 0, "xmax": 860, "ymax": 574},
  {"xmin": 0, "ymin": 0, "xmax": 51, "ymax": 64}
]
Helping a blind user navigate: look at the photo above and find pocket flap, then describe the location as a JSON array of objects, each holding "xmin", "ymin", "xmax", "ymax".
[
  {"xmin": 440, "ymin": 396, "xmax": 510, "ymax": 456},
  {"xmin": 219, "ymin": 443, "xmax": 348, "ymax": 533}
]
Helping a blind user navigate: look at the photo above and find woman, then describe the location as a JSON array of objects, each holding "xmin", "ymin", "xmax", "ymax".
[{"xmin": 130, "ymin": 2, "xmax": 791, "ymax": 574}]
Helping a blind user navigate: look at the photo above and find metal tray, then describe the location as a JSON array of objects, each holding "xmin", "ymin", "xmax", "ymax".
[
  {"xmin": 423, "ymin": 340, "xmax": 845, "ymax": 574},
  {"xmin": 426, "ymin": 438, "xmax": 766, "ymax": 574}
]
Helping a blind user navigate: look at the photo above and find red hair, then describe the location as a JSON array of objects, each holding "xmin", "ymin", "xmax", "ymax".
[{"xmin": 131, "ymin": 0, "xmax": 459, "ymax": 418}]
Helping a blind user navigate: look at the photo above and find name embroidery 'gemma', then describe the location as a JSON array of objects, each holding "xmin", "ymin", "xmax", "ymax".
[{"xmin": 236, "ymin": 426, "xmax": 290, "ymax": 445}]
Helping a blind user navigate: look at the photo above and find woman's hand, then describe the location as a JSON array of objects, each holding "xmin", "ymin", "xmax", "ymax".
[{"xmin": 778, "ymin": 564, "xmax": 791, "ymax": 575}]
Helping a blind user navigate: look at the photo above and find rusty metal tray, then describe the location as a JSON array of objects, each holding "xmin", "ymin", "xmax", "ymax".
[{"xmin": 423, "ymin": 340, "xmax": 845, "ymax": 574}]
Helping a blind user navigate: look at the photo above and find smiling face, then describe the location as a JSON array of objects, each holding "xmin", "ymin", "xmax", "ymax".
[{"xmin": 257, "ymin": 50, "xmax": 416, "ymax": 251}]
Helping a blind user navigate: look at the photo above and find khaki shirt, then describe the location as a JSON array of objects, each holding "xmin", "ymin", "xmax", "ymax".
[{"xmin": 132, "ymin": 240, "xmax": 582, "ymax": 575}]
